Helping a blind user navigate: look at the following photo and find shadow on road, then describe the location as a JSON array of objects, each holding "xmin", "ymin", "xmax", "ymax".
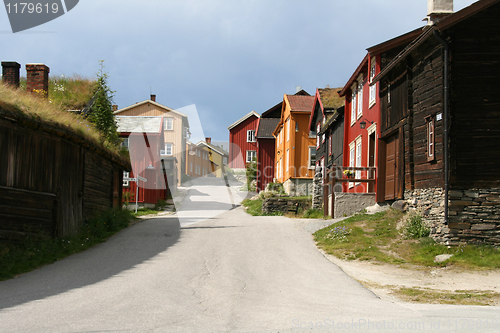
[{"xmin": 0, "ymin": 216, "xmax": 181, "ymax": 310}]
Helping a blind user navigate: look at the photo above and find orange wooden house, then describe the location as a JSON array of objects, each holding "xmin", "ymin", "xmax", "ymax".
[{"xmin": 273, "ymin": 94, "xmax": 315, "ymax": 195}]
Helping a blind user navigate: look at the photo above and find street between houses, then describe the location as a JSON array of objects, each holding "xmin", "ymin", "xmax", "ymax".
[{"xmin": 0, "ymin": 181, "xmax": 499, "ymax": 332}]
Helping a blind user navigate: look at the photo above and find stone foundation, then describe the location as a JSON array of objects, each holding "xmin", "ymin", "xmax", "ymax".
[
  {"xmin": 312, "ymin": 167, "xmax": 323, "ymax": 210},
  {"xmin": 283, "ymin": 178, "xmax": 313, "ymax": 197},
  {"xmin": 404, "ymin": 187, "xmax": 500, "ymax": 246},
  {"xmin": 262, "ymin": 197, "xmax": 312, "ymax": 215},
  {"xmin": 333, "ymin": 193, "xmax": 375, "ymax": 218}
]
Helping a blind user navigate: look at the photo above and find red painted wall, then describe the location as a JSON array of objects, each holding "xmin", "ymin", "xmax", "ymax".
[
  {"xmin": 256, "ymin": 138, "xmax": 275, "ymax": 192},
  {"xmin": 229, "ymin": 115, "xmax": 259, "ymax": 169}
]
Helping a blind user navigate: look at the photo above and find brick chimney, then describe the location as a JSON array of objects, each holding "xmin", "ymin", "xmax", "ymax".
[
  {"xmin": 426, "ymin": 0, "xmax": 454, "ymax": 25},
  {"xmin": 26, "ymin": 63, "xmax": 50, "ymax": 98},
  {"xmin": 2, "ymin": 61, "xmax": 21, "ymax": 88},
  {"xmin": 150, "ymin": 94, "xmax": 156, "ymax": 102},
  {"xmin": 206, "ymin": 137, "xmax": 211, "ymax": 144}
]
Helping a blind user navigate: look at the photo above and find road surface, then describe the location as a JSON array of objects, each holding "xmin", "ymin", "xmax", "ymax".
[{"xmin": 0, "ymin": 180, "xmax": 499, "ymax": 332}]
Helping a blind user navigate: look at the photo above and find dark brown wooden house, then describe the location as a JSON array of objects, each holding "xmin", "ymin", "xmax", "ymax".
[{"xmin": 372, "ymin": 0, "xmax": 500, "ymax": 245}]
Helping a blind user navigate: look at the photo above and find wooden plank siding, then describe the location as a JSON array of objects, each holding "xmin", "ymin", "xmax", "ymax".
[
  {"xmin": 256, "ymin": 138, "xmax": 275, "ymax": 191},
  {"xmin": 228, "ymin": 115, "xmax": 259, "ymax": 169},
  {"xmin": 0, "ymin": 108, "xmax": 128, "ymax": 242}
]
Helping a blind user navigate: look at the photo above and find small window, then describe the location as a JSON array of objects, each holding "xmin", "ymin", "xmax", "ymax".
[
  {"xmin": 165, "ymin": 143, "xmax": 173, "ymax": 156},
  {"xmin": 123, "ymin": 171, "xmax": 130, "ymax": 187},
  {"xmin": 247, "ymin": 130, "xmax": 256, "ymax": 142},
  {"xmin": 286, "ymin": 119, "xmax": 290, "ymax": 142},
  {"xmin": 121, "ymin": 138, "xmax": 129, "ymax": 150},
  {"xmin": 356, "ymin": 138, "xmax": 362, "ymax": 179},
  {"xmin": 316, "ymin": 123, "xmax": 321, "ymax": 148},
  {"xmin": 246, "ymin": 150, "xmax": 256, "ymax": 163},
  {"xmin": 369, "ymin": 57, "xmax": 377, "ymax": 106},
  {"xmin": 426, "ymin": 116, "xmax": 435, "ymax": 161},
  {"xmin": 190, "ymin": 162, "xmax": 193, "ymax": 173},
  {"xmin": 165, "ymin": 118, "xmax": 174, "ymax": 131},
  {"xmin": 351, "ymin": 85, "xmax": 357, "ymax": 125},
  {"xmin": 328, "ymin": 134, "xmax": 332, "ymax": 156},
  {"xmin": 308, "ymin": 147, "xmax": 316, "ymax": 169},
  {"xmin": 357, "ymin": 78, "xmax": 363, "ymax": 120}
]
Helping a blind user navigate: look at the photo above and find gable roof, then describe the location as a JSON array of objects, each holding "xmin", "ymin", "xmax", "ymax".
[
  {"xmin": 116, "ymin": 116, "xmax": 163, "ymax": 134},
  {"xmin": 372, "ymin": 0, "xmax": 500, "ymax": 85},
  {"xmin": 196, "ymin": 141, "xmax": 228, "ymax": 156},
  {"xmin": 227, "ymin": 110, "xmax": 260, "ymax": 130},
  {"xmin": 285, "ymin": 94, "xmax": 315, "ymax": 112},
  {"xmin": 113, "ymin": 99, "xmax": 188, "ymax": 118},
  {"xmin": 318, "ymin": 87, "xmax": 345, "ymax": 110},
  {"xmin": 256, "ymin": 118, "xmax": 280, "ymax": 139}
]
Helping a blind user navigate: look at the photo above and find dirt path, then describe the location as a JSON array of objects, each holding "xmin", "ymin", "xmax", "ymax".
[{"xmin": 321, "ymin": 250, "xmax": 500, "ymax": 304}]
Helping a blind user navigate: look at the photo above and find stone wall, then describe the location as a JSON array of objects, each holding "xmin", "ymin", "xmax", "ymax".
[
  {"xmin": 283, "ymin": 178, "xmax": 313, "ymax": 197},
  {"xmin": 262, "ymin": 197, "xmax": 311, "ymax": 215},
  {"xmin": 333, "ymin": 193, "xmax": 375, "ymax": 219},
  {"xmin": 312, "ymin": 166, "xmax": 323, "ymax": 210},
  {"xmin": 405, "ymin": 187, "xmax": 500, "ymax": 246}
]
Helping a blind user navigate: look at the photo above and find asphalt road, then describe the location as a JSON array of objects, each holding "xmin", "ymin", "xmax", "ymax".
[{"xmin": 1, "ymin": 180, "xmax": 499, "ymax": 332}]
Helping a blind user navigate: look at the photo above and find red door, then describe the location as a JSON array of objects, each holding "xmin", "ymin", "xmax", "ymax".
[{"xmin": 385, "ymin": 133, "xmax": 398, "ymax": 200}]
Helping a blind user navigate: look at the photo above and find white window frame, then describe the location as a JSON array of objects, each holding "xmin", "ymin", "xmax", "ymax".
[
  {"xmin": 357, "ymin": 74, "xmax": 364, "ymax": 120},
  {"xmin": 123, "ymin": 171, "xmax": 130, "ymax": 187},
  {"xmin": 246, "ymin": 150, "xmax": 256, "ymax": 163},
  {"xmin": 316, "ymin": 123, "xmax": 321, "ymax": 148},
  {"xmin": 165, "ymin": 117, "xmax": 174, "ymax": 131},
  {"xmin": 165, "ymin": 143, "xmax": 173, "ymax": 156},
  {"xmin": 349, "ymin": 141, "xmax": 356, "ymax": 188},
  {"xmin": 286, "ymin": 118, "xmax": 290, "ymax": 142},
  {"xmin": 356, "ymin": 136, "xmax": 362, "ymax": 181},
  {"xmin": 247, "ymin": 130, "xmax": 256, "ymax": 143},
  {"xmin": 369, "ymin": 57, "xmax": 377, "ymax": 107},
  {"xmin": 350, "ymin": 84, "xmax": 357, "ymax": 126},
  {"xmin": 308, "ymin": 146, "xmax": 316, "ymax": 169}
]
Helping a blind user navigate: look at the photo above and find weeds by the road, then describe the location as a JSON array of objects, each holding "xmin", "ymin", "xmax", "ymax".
[
  {"xmin": 0, "ymin": 208, "xmax": 133, "ymax": 281},
  {"xmin": 314, "ymin": 209, "xmax": 500, "ymax": 269},
  {"xmin": 393, "ymin": 287, "xmax": 500, "ymax": 306}
]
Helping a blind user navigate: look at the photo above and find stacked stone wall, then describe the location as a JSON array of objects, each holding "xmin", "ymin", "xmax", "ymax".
[{"xmin": 262, "ymin": 197, "xmax": 311, "ymax": 215}]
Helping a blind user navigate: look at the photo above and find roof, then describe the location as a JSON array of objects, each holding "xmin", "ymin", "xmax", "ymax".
[
  {"xmin": 318, "ymin": 87, "xmax": 345, "ymax": 109},
  {"xmin": 113, "ymin": 99, "xmax": 188, "ymax": 118},
  {"xmin": 227, "ymin": 110, "xmax": 260, "ymax": 130},
  {"xmin": 319, "ymin": 106, "xmax": 344, "ymax": 135},
  {"xmin": 256, "ymin": 118, "xmax": 280, "ymax": 139},
  {"xmin": 196, "ymin": 141, "xmax": 228, "ymax": 156},
  {"xmin": 339, "ymin": 53, "xmax": 369, "ymax": 97},
  {"xmin": 116, "ymin": 116, "xmax": 162, "ymax": 134},
  {"xmin": 372, "ymin": 0, "xmax": 500, "ymax": 84},
  {"xmin": 285, "ymin": 95, "xmax": 315, "ymax": 112}
]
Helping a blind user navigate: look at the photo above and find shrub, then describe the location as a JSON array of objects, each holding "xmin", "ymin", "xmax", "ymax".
[
  {"xmin": 302, "ymin": 208, "xmax": 324, "ymax": 219},
  {"xmin": 403, "ymin": 213, "xmax": 430, "ymax": 239}
]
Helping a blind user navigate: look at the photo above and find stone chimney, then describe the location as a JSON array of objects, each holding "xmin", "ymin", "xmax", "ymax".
[
  {"xmin": 26, "ymin": 63, "xmax": 50, "ymax": 98},
  {"xmin": 426, "ymin": 0, "xmax": 454, "ymax": 25},
  {"xmin": 2, "ymin": 61, "xmax": 21, "ymax": 88},
  {"xmin": 206, "ymin": 137, "xmax": 211, "ymax": 144},
  {"xmin": 150, "ymin": 94, "xmax": 156, "ymax": 102}
]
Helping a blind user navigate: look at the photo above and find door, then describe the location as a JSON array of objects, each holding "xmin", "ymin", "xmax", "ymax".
[{"xmin": 385, "ymin": 133, "xmax": 398, "ymax": 200}]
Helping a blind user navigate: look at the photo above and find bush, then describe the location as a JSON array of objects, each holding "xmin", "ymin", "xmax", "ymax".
[
  {"xmin": 302, "ymin": 208, "xmax": 323, "ymax": 219},
  {"xmin": 404, "ymin": 213, "xmax": 430, "ymax": 239}
]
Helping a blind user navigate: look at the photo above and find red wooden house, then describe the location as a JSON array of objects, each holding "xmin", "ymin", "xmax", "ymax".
[
  {"xmin": 255, "ymin": 104, "xmax": 281, "ymax": 191},
  {"xmin": 228, "ymin": 111, "xmax": 260, "ymax": 170},
  {"xmin": 116, "ymin": 116, "xmax": 177, "ymax": 207}
]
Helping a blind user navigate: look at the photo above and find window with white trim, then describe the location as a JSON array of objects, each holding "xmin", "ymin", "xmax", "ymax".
[
  {"xmin": 308, "ymin": 147, "xmax": 316, "ymax": 169},
  {"xmin": 426, "ymin": 116, "xmax": 435, "ymax": 161},
  {"xmin": 247, "ymin": 130, "xmax": 256, "ymax": 142},
  {"xmin": 165, "ymin": 143, "xmax": 173, "ymax": 156},
  {"xmin": 246, "ymin": 150, "xmax": 256, "ymax": 163},
  {"xmin": 121, "ymin": 138, "xmax": 129, "ymax": 150},
  {"xmin": 351, "ymin": 85, "xmax": 357, "ymax": 125},
  {"xmin": 165, "ymin": 118, "xmax": 174, "ymax": 130},
  {"xmin": 286, "ymin": 149, "xmax": 289, "ymax": 172},
  {"xmin": 369, "ymin": 57, "xmax": 376, "ymax": 106},
  {"xmin": 356, "ymin": 137, "xmax": 362, "ymax": 180},
  {"xmin": 123, "ymin": 171, "xmax": 130, "ymax": 187},
  {"xmin": 286, "ymin": 118, "xmax": 290, "ymax": 142},
  {"xmin": 357, "ymin": 75, "xmax": 364, "ymax": 119},
  {"xmin": 316, "ymin": 123, "xmax": 321, "ymax": 148},
  {"xmin": 349, "ymin": 141, "xmax": 355, "ymax": 188}
]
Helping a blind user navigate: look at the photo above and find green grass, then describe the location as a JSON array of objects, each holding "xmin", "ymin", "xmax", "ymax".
[
  {"xmin": 313, "ymin": 209, "xmax": 500, "ymax": 269},
  {"xmin": 241, "ymin": 198, "xmax": 284, "ymax": 217},
  {"xmin": 302, "ymin": 208, "xmax": 324, "ymax": 219},
  {"xmin": 393, "ymin": 287, "xmax": 500, "ymax": 306},
  {"xmin": 0, "ymin": 208, "xmax": 133, "ymax": 281}
]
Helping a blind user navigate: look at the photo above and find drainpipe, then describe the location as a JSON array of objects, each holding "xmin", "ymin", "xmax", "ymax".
[{"xmin": 433, "ymin": 29, "xmax": 449, "ymax": 225}]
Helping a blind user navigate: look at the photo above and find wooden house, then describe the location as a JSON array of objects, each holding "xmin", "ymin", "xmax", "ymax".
[
  {"xmin": 227, "ymin": 111, "xmax": 260, "ymax": 171},
  {"xmin": 371, "ymin": 0, "xmax": 500, "ymax": 245},
  {"xmin": 197, "ymin": 138, "xmax": 228, "ymax": 178},
  {"xmin": 114, "ymin": 95, "xmax": 189, "ymax": 184},
  {"xmin": 186, "ymin": 141, "xmax": 213, "ymax": 178},
  {"xmin": 116, "ymin": 116, "xmax": 176, "ymax": 206},
  {"xmin": 273, "ymin": 94, "xmax": 315, "ymax": 195}
]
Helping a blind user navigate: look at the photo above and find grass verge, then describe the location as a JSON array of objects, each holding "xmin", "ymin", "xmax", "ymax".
[
  {"xmin": 0, "ymin": 208, "xmax": 133, "ymax": 281},
  {"xmin": 392, "ymin": 287, "xmax": 500, "ymax": 306},
  {"xmin": 313, "ymin": 209, "xmax": 500, "ymax": 269}
]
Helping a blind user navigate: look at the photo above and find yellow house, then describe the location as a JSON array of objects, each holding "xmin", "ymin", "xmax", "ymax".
[
  {"xmin": 273, "ymin": 94, "xmax": 316, "ymax": 195},
  {"xmin": 197, "ymin": 138, "xmax": 228, "ymax": 178},
  {"xmin": 114, "ymin": 95, "xmax": 189, "ymax": 184}
]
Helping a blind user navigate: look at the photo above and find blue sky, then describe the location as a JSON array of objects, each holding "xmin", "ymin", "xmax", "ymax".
[{"xmin": 1, "ymin": 0, "xmax": 477, "ymax": 143}]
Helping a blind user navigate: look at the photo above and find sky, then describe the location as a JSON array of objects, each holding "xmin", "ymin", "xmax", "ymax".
[{"xmin": 1, "ymin": 0, "xmax": 478, "ymax": 144}]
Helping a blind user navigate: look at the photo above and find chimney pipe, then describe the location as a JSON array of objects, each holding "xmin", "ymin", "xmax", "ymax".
[
  {"xmin": 426, "ymin": 0, "xmax": 454, "ymax": 25},
  {"xmin": 205, "ymin": 137, "xmax": 211, "ymax": 144},
  {"xmin": 150, "ymin": 94, "xmax": 156, "ymax": 102},
  {"xmin": 2, "ymin": 61, "xmax": 21, "ymax": 88},
  {"xmin": 26, "ymin": 63, "xmax": 50, "ymax": 98}
]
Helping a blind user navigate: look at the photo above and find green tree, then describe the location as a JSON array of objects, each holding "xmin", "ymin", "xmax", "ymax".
[{"xmin": 87, "ymin": 60, "xmax": 119, "ymax": 146}]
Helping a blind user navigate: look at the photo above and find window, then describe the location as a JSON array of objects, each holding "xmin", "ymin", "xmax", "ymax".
[
  {"xmin": 183, "ymin": 127, "xmax": 189, "ymax": 139},
  {"xmin": 123, "ymin": 171, "xmax": 130, "ymax": 187},
  {"xmin": 387, "ymin": 82, "xmax": 391, "ymax": 104},
  {"xmin": 308, "ymin": 147, "xmax": 316, "ymax": 169},
  {"xmin": 286, "ymin": 119, "xmax": 290, "ymax": 142},
  {"xmin": 286, "ymin": 149, "xmax": 289, "ymax": 172},
  {"xmin": 190, "ymin": 162, "xmax": 193, "ymax": 173},
  {"xmin": 349, "ymin": 141, "xmax": 355, "ymax": 188},
  {"xmin": 357, "ymin": 76, "xmax": 364, "ymax": 119},
  {"xmin": 369, "ymin": 57, "xmax": 376, "ymax": 106},
  {"xmin": 165, "ymin": 143, "xmax": 173, "ymax": 156},
  {"xmin": 316, "ymin": 123, "xmax": 321, "ymax": 148},
  {"xmin": 197, "ymin": 149, "xmax": 201, "ymax": 157},
  {"xmin": 328, "ymin": 134, "xmax": 332, "ymax": 156},
  {"xmin": 121, "ymin": 138, "xmax": 129, "ymax": 150},
  {"xmin": 351, "ymin": 85, "xmax": 357, "ymax": 125},
  {"xmin": 426, "ymin": 116, "xmax": 435, "ymax": 161},
  {"xmin": 247, "ymin": 130, "xmax": 256, "ymax": 142},
  {"xmin": 246, "ymin": 150, "xmax": 256, "ymax": 163},
  {"xmin": 165, "ymin": 118, "xmax": 174, "ymax": 131},
  {"xmin": 356, "ymin": 137, "xmax": 362, "ymax": 180}
]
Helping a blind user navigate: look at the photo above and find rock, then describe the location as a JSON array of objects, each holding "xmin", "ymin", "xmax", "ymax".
[
  {"xmin": 434, "ymin": 254, "xmax": 453, "ymax": 263},
  {"xmin": 391, "ymin": 200, "xmax": 407, "ymax": 212}
]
